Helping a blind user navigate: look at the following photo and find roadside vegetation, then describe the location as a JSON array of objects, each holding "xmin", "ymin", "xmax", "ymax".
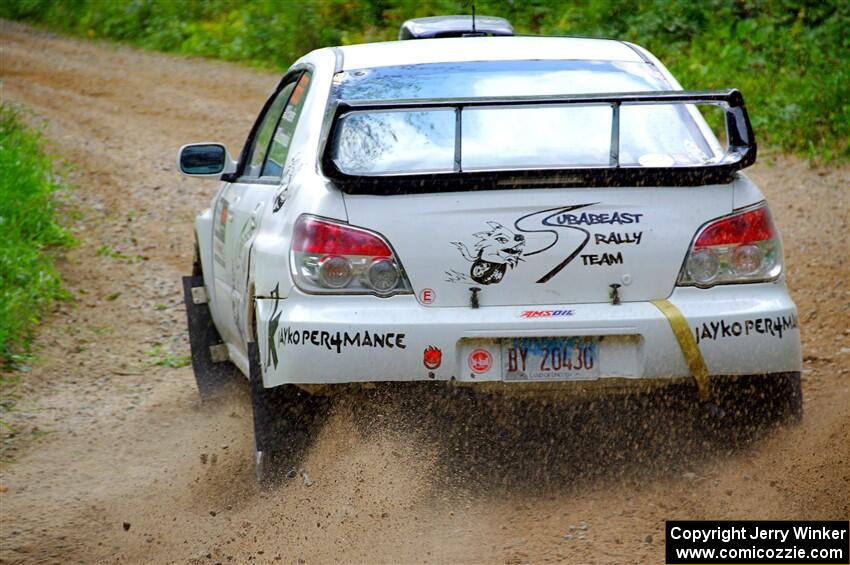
[
  {"xmin": 0, "ymin": 106, "xmax": 72, "ymax": 371},
  {"xmin": 3, "ymin": 0, "xmax": 847, "ymax": 161}
]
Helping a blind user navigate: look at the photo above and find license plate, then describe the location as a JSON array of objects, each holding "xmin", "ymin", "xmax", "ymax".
[{"xmin": 502, "ymin": 337, "xmax": 599, "ymax": 381}]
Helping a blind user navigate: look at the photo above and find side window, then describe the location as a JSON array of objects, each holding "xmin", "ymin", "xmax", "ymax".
[
  {"xmin": 244, "ymin": 82, "xmax": 295, "ymax": 178},
  {"xmin": 262, "ymin": 72, "xmax": 311, "ymax": 178}
]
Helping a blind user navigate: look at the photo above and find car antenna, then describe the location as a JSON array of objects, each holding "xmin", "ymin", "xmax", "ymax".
[{"xmin": 471, "ymin": 2, "xmax": 476, "ymax": 33}]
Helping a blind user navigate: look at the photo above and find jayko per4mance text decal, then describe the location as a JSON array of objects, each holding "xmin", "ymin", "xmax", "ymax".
[{"xmin": 694, "ymin": 314, "xmax": 799, "ymax": 344}]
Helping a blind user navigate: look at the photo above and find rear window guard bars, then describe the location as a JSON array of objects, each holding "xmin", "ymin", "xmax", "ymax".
[{"xmin": 320, "ymin": 89, "xmax": 756, "ymax": 194}]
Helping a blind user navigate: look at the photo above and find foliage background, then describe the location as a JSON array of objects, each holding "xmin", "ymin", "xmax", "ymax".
[
  {"xmin": 3, "ymin": 0, "xmax": 848, "ymax": 160},
  {"xmin": 0, "ymin": 106, "xmax": 72, "ymax": 369}
]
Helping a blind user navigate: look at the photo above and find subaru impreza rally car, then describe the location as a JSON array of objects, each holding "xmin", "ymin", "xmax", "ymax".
[{"xmin": 179, "ymin": 17, "xmax": 802, "ymax": 478}]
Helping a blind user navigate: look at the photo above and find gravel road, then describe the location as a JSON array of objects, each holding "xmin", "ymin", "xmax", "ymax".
[{"xmin": 1, "ymin": 20, "xmax": 848, "ymax": 565}]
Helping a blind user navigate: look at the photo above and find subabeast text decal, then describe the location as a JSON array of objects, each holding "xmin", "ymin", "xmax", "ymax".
[
  {"xmin": 694, "ymin": 314, "xmax": 798, "ymax": 344},
  {"xmin": 513, "ymin": 204, "xmax": 596, "ymax": 283},
  {"xmin": 446, "ymin": 204, "xmax": 645, "ymax": 285},
  {"xmin": 553, "ymin": 211, "xmax": 643, "ymax": 226},
  {"xmin": 278, "ymin": 327, "xmax": 407, "ymax": 354}
]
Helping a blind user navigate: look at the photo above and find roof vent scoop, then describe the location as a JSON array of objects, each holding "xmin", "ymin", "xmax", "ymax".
[{"xmin": 398, "ymin": 15, "xmax": 514, "ymax": 40}]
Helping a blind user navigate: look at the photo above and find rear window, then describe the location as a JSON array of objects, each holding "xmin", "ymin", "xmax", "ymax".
[
  {"xmin": 330, "ymin": 61, "xmax": 716, "ymax": 175},
  {"xmin": 333, "ymin": 60, "xmax": 670, "ymax": 100}
]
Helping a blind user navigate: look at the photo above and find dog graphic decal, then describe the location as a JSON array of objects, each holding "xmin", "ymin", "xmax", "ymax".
[
  {"xmin": 446, "ymin": 204, "xmax": 597, "ymax": 286},
  {"xmin": 447, "ymin": 221, "xmax": 527, "ymax": 285}
]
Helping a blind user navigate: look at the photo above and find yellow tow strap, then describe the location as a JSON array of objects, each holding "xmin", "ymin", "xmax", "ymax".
[{"xmin": 651, "ymin": 299, "xmax": 711, "ymax": 400}]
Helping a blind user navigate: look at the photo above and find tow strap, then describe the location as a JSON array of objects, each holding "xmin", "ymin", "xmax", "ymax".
[{"xmin": 651, "ymin": 299, "xmax": 711, "ymax": 400}]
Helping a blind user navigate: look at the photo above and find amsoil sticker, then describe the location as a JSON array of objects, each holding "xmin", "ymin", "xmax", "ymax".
[
  {"xmin": 520, "ymin": 309, "xmax": 575, "ymax": 318},
  {"xmin": 423, "ymin": 346, "xmax": 442, "ymax": 370},
  {"xmin": 468, "ymin": 349, "xmax": 493, "ymax": 374}
]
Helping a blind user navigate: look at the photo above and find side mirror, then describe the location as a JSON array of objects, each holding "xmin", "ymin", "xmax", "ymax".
[{"xmin": 178, "ymin": 143, "xmax": 237, "ymax": 178}]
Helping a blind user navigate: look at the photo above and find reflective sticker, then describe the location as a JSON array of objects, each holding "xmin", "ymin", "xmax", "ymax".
[
  {"xmin": 282, "ymin": 105, "xmax": 297, "ymax": 123},
  {"xmin": 273, "ymin": 130, "xmax": 291, "ymax": 148},
  {"xmin": 213, "ymin": 198, "xmax": 229, "ymax": 267},
  {"xmin": 468, "ymin": 348, "xmax": 493, "ymax": 374},
  {"xmin": 289, "ymin": 73, "xmax": 311, "ymax": 105}
]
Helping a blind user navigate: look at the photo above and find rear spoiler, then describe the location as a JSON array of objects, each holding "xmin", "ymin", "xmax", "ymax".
[{"xmin": 320, "ymin": 89, "xmax": 756, "ymax": 194}]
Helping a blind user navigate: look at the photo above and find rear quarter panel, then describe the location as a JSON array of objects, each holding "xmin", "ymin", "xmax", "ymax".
[{"xmin": 249, "ymin": 48, "xmax": 349, "ymax": 300}]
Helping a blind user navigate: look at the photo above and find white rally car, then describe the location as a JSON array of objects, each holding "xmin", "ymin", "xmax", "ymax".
[{"xmin": 179, "ymin": 17, "xmax": 802, "ymax": 478}]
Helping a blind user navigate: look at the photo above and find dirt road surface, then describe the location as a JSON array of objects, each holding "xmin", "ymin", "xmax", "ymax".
[{"xmin": 1, "ymin": 20, "xmax": 848, "ymax": 564}]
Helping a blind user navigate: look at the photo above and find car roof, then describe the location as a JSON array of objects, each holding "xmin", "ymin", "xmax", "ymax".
[
  {"xmin": 398, "ymin": 15, "xmax": 514, "ymax": 39},
  {"xmin": 335, "ymin": 36, "xmax": 645, "ymax": 71}
]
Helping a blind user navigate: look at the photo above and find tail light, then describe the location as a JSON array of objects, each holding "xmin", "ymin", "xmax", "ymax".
[
  {"xmin": 678, "ymin": 203, "xmax": 783, "ymax": 288},
  {"xmin": 290, "ymin": 215, "xmax": 411, "ymax": 296}
]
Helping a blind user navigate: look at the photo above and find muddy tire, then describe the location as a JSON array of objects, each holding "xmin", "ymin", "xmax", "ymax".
[
  {"xmin": 182, "ymin": 275, "xmax": 237, "ymax": 401},
  {"xmin": 704, "ymin": 372, "xmax": 803, "ymax": 439},
  {"xmin": 191, "ymin": 239, "xmax": 203, "ymax": 276},
  {"xmin": 247, "ymin": 342, "xmax": 329, "ymax": 483}
]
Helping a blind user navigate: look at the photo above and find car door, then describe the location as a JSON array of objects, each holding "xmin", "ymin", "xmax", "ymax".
[{"xmin": 218, "ymin": 70, "xmax": 312, "ymax": 352}]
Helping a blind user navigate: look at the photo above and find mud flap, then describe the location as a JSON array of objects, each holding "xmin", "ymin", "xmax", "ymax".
[
  {"xmin": 247, "ymin": 341, "xmax": 331, "ymax": 483},
  {"xmin": 182, "ymin": 275, "xmax": 235, "ymax": 401},
  {"xmin": 248, "ymin": 341, "xmax": 274, "ymax": 480}
]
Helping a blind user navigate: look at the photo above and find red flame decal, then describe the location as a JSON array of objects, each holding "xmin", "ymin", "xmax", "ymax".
[{"xmin": 423, "ymin": 346, "xmax": 442, "ymax": 370}]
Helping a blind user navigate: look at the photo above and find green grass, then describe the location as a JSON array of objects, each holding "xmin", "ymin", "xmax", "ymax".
[
  {"xmin": 2, "ymin": 0, "xmax": 847, "ymax": 161},
  {"xmin": 145, "ymin": 344, "xmax": 191, "ymax": 369},
  {"xmin": 0, "ymin": 105, "xmax": 73, "ymax": 370}
]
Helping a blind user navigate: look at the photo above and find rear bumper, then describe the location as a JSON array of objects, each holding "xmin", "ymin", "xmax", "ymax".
[{"xmin": 255, "ymin": 282, "xmax": 801, "ymax": 388}]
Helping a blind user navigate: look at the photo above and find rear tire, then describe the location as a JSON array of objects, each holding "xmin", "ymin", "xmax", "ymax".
[
  {"xmin": 192, "ymin": 240, "xmax": 203, "ymax": 277},
  {"xmin": 247, "ymin": 342, "xmax": 329, "ymax": 483}
]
